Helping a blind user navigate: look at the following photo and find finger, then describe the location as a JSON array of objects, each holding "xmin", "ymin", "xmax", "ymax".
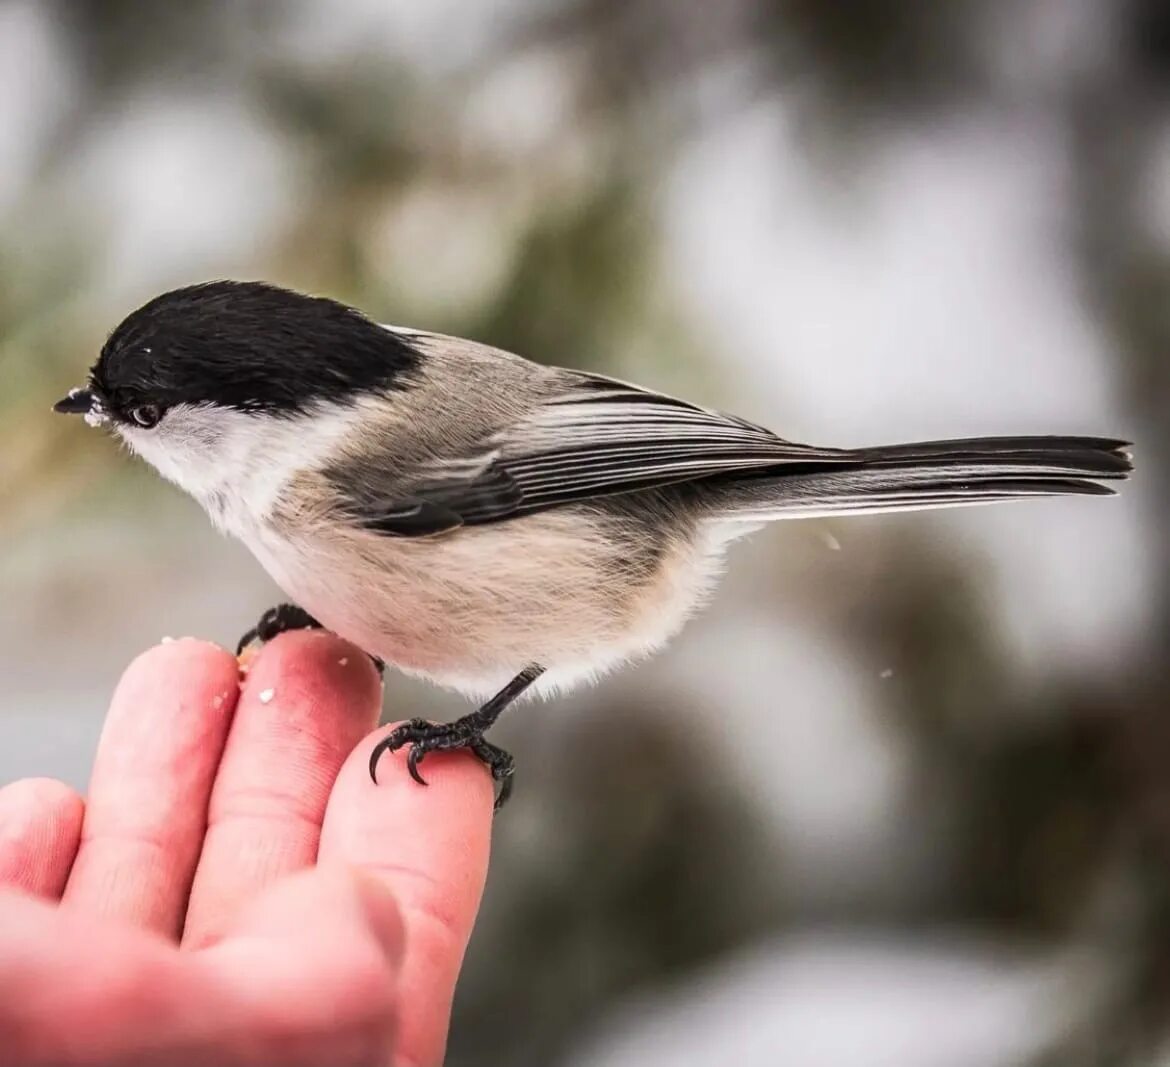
[
  {"xmin": 183, "ymin": 631, "xmax": 382, "ymax": 947},
  {"xmin": 320, "ymin": 723, "xmax": 494, "ymax": 1067},
  {"xmin": 0, "ymin": 778, "xmax": 84, "ymax": 899},
  {"xmin": 63, "ymin": 639, "xmax": 239, "ymax": 937},
  {"xmin": 0, "ymin": 872, "xmax": 397, "ymax": 1067}
]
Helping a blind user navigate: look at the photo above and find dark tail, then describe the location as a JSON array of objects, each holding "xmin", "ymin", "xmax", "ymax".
[{"xmin": 713, "ymin": 436, "xmax": 1133, "ymax": 521}]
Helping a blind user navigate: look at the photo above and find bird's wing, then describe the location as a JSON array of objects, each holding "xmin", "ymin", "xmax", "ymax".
[{"xmin": 338, "ymin": 372, "xmax": 851, "ymax": 536}]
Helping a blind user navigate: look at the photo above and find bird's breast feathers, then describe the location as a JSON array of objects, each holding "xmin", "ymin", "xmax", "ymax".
[{"xmin": 242, "ymin": 503, "xmax": 724, "ymax": 698}]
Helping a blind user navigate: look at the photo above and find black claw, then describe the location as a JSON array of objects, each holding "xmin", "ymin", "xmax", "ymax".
[
  {"xmin": 368, "ymin": 740, "xmax": 385, "ymax": 785},
  {"xmin": 370, "ymin": 719, "xmax": 434, "ymax": 786},
  {"xmin": 235, "ymin": 627, "xmax": 259, "ymax": 657},
  {"xmin": 494, "ymin": 775, "xmax": 514, "ymax": 811},
  {"xmin": 468, "ymin": 738, "xmax": 516, "ymax": 812},
  {"xmin": 406, "ymin": 745, "xmax": 429, "ymax": 786}
]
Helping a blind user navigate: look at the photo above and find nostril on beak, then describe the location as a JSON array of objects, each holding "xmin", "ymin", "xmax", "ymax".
[{"xmin": 53, "ymin": 388, "xmax": 94, "ymax": 415}]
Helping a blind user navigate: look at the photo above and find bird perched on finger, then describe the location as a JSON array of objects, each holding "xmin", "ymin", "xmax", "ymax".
[{"xmin": 55, "ymin": 281, "xmax": 1133, "ymax": 807}]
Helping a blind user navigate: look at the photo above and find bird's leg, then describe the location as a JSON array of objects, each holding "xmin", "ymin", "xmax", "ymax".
[
  {"xmin": 236, "ymin": 603, "xmax": 385, "ymax": 675},
  {"xmin": 368, "ymin": 665, "xmax": 545, "ymax": 810}
]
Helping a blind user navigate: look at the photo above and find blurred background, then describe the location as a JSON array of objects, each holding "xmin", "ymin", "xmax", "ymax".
[{"xmin": 0, "ymin": 1, "xmax": 1167, "ymax": 1063}]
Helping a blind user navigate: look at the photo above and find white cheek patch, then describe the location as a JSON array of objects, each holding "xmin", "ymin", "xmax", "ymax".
[
  {"xmin": 118, "ymin": 403, "xmax": 325, "ymax": 520},
  {"xmin": 119, "ymin": 399, "xmax": 368, "ymax": 540}
]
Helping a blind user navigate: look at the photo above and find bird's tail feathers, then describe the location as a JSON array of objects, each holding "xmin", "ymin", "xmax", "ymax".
[{"xmin": 711, "ymin": 436, "xmax": 1132, "ymax": 522}]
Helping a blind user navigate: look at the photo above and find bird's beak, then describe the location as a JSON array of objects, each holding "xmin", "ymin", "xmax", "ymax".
[
  {"xmin": 53, "ymin": 387, "xmax": 107, "ymax": 427},
  {"xmin": 53, "ymin": 387, "xmax": 95, "ymax": 415}
]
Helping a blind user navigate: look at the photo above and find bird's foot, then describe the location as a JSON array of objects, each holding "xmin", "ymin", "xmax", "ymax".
[
  {"xmin": 368, "ymin": 716, "xmax": 516, "ymax": 811},
  {"xmin": 236, "ymin": 603, "xmax": 323, "ymax": 656},
  {"xmin": 236, "ymin": 603, "xmax": 385, "ymax": 676},
  {"xmin": 368, "ymin": 666, "xmax": 542, "ymax": 810}
]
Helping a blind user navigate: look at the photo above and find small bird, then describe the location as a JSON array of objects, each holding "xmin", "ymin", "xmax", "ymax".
[{"xmin": 55, "ymin": 281, "xmax": 1132, "ymax": 806}]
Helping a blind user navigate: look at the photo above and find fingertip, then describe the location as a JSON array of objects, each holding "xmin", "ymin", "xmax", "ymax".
[
  {"xmin": 67, "ymin": 639, "xmax": 240, "ymax": 933},
  {"xmin": 134, "ymin": 636, "xmax": 237, "ymax": 669},
  {"xmin": 324, "ymin": 724, "xmax": 495, "ymax": 1067},
  {"xmin": 0, "ymin": 776, "xmax": 84, "ymax": 819},
  {"xmin": 118, "ymin": 638, "xmax": 240, "ymax": 705},
  {"xmin": 325, "ymin": 720, "xmax": 495, "ymax": 944},
  {"xmin": 245, "ymin": 631, "xmax": 382, "ymax": 714},
  {"xmin": 182, "ymin": 633, "xmax": 383, "ymax": 948},
  {"xmin": 0, "ymin": 778, "xmax": 84, "ymax": 898}
]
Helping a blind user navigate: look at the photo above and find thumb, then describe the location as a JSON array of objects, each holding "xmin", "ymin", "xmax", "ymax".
[
  {"xmin": 225, "ymin": 864, "xmax": 404, "ymax": 964},
  {"xmin": 199, "ymin": 867, "xmax": 403, "ymax": 1065}
]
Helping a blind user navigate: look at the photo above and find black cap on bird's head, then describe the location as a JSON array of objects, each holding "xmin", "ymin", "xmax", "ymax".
[{"xmin": 54, "ymin": 280, "xmax": 420, "ymax": 427}]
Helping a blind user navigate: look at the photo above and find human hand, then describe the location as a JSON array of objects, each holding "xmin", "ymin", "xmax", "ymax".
[{"xmin": 0, "ymin": 632, "xmax": 494, "ymax": 1066}]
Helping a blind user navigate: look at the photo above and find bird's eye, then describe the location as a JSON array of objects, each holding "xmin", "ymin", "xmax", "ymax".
[{"xmin": 129, "ymin": 404, "xmax": 163, "ymax": 428}]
